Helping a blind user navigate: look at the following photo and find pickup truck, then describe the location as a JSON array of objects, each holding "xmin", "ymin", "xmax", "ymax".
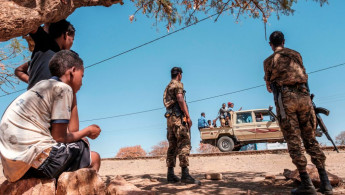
[{"xmin": 199, "ymin": 107, "xmax": 285, "ymax": 152}]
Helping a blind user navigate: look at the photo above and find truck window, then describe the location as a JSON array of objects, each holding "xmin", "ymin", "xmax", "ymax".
[
  {"xmin": 236, "ymin": 112, "xmax": 253, "ymax": 124},
  {"xmin": 254, "ymin": 111, "xmax": 274, "ymax": 122}
]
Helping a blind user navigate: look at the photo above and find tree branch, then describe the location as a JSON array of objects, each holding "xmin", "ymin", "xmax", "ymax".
[
  {"xmin": 0, "ymin": 0, "xmax": 122, "ymax": 42},
  {"xmin": 214, "ymin": 0, "xmax": 231, "ymax": 22}
]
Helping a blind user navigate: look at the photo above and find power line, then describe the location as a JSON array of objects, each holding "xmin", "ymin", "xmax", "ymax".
[
  {"xmin": 307, "ymin": 62, "xmax": 345, "ymax": 74},
  {"xmin": 80, "ymin": 107, "xmax": 164, "ymax": 122},
  {"xmin": 2, "ymin": 61, "xmax": 345, "ymax": 99},
  {"xmin": 188, "ymin": 84, "xmax": 265, "ymax": 103},
  {"xmin": 80, "ymin": 85, "xmax": 265, "ymax": 122},
  {"xmin": 0, "ymin": 10, "xmax": 223, "ymax": 98},
  {"xmin": 85, "ymin": 11, "xmax": 222, "ymax": 69},
  {"xmin": 79, "ymin": 63, "xmax": 345, "ymax": 122}
]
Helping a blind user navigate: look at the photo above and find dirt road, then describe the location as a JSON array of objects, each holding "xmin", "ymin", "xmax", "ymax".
[
  {"xmin": 98, "ymin": 150, "xmax": 344, "ymax": 194},
  {"xmin": 1, "ymin": 150, "xmax": 344, "ymax": 194}
]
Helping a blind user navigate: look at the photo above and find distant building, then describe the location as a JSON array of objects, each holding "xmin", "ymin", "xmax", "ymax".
[{"xmin": 266, "ymin": 142, "xmax": 287, "ymax": 150}]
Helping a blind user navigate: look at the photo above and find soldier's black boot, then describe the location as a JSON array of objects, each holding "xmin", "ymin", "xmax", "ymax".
[
  {"xmin": 167, "ymin": 167, "xmax": 180, "ymax": 183},
  {"xmin": 318, "ymin": 168, "xmax": 333, "ymax": 195},
  {"xmin": 181, "ymin": 167, "xmax": 201, "ymax": 185},
  {"xmin": 291, "ymin": 172, "xmax": 317, "ymax": 195}
]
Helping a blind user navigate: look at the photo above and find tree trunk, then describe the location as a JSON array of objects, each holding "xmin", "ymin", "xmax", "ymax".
[{"xmin": 0, "ymin": 0, "xmax": 122, "ymax": 42}]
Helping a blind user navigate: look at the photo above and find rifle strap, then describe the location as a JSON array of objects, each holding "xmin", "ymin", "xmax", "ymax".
[
  {"xmin": 272, "ymin": 83, "xmax": 287, "ymax": 120},
  {"xmin": 277, "ymin": 92, "xmax": 287, "ymax": 119}
]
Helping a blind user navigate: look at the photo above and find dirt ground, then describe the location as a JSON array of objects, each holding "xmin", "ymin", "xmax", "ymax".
[
  {"xmin": 1, "ymin": 150, "xmax": 344, "ymax": 194},
  {"xmin": 99, "ymin": 150, "xmax": 345, "ymax": 194}
]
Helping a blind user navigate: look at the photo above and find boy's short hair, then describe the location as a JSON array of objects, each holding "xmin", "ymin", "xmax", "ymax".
[
  {"xmin": 49, "ymin": 50, "xmax": 83, "ymax": 77},
  {"xmin": 49, "ymin": 19, "xmax": 75, "ymax": 39},
  {"xmin": 269, "ymin": 31, "xmax": 284, "ymax": 47}
]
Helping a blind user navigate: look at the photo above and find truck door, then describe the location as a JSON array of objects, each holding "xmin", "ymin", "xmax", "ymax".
[
  {"xmin": 233, "ymin": 111, "xmax": 256, "ymax": 140},
  {"xmin": 254, "ymin": 111, "xmax": 282, "ymax": 140}
]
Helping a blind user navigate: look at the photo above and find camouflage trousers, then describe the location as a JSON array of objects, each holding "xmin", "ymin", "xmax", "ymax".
[
  {"xmin": 166, "ymin": 115, "xmax": 191, "ymax": 168},
  {"xmin": 275, "ymin": 88, "xmax": 326, "ymax": 172}
]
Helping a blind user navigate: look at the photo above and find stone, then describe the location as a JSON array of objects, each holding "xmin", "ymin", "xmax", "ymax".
[
  {"xmin": 265, "ymin": 174, "xmax": 276, "ymax": 180},
  {"xmin": 56, "ymin": 168, "xmax": 106, "ymax": 195},
  {"xmin": 262, "ymin": 179, "xmax": 275, "ymax": 185},
  {"xmin": 0, "ymin": 178, "xmax": 55, "ymax": 195},
  {"xmin": 283, "ymin": 164, "xmax": 342, "ymax": 187},
  {"xmin": 106, "ymin": 175, "xmax": 151, "ymax": 195},
  {"xmin": 205, "ymin": 173, "xmax": 222, "ymax": 180},
  {"xmin": 150, "ymin": 178, "xmax": 158, "ymax": 182},
  {"xmin": 283, "ymin": 168, "xmax": 292, "ymax": 179},
  {"xmin": 142, "ymin": 174, "xmax": 151, "ymax": 179}
]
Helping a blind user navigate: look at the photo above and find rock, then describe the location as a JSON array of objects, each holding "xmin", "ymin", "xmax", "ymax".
[
  {"xmin": 56, "ymin": 168, "xmax": 106, "ymax": 195},
  {"xmin": 263, "ymin": 174, "xmax": 276, "ymax": 185},
  {"xmin": 265, "ymin": 174, "xmax": 276, "ymax": 180},
  {"xmin": 283, "ymin": 164, "xmax": 342, "ymax": 187},
  {"xmin": 142, "ymin": 174, "xmax": 151, "ymax": 179},
  {"xmin": 106, "ymin": 175, "xmax": 151, "ymax": 195},
  {"xmin": 262, "ymin": 178, "xmax": 275, "ymax": 185},
  {"xmin": 205, "ymin": 173, "xmax": 222, "ymax": 180},
  {"xmin": 150, "ymin": 178, "xmax": 158, "ymax": 182},
  {"xmin": 0, "ymin": 178, "xmax": 55, "ymax": 195},
  {"xmin": 283, "ymin": 169, "xmax": 292, "ymax": 179}
]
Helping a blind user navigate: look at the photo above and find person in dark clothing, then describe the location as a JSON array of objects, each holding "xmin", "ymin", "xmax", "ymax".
[
  {"xmin": 15, "ymin": 20, "xmax": 81, "ymax": 137},
  {"xmin": 15, "ymin": 19, "xmax": 75, "ymax": 89},
  {"xmin": 264, "ymin": 31, "xmax": 332, "ymax": 195}
]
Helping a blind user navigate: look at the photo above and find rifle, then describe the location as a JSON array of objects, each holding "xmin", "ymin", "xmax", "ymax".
[{"xmin": 311, "ymin": 94, "xmax": 339, "ymax": 153}]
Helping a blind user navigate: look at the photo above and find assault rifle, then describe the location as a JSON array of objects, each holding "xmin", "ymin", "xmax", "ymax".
[{"xmin": 311, "ymin": 94, "xmax": 339, "ymax": 153}]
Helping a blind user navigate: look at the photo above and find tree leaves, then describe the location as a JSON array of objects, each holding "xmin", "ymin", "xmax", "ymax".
[
  {"xmin": 0, "ymin": 38, "xmax": 28, "ymax": 93},
  {"xmin": 129, "ymin": 0, "xmax": 328, "ymax": 30}
]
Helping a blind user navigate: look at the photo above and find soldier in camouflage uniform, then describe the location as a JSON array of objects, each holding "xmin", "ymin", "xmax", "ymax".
[
  {"xmin": 264, "ymin": 31, "xmax": 332, "ymax": 195},
  {"xmin": 163, "ymin": 67, "xmax": 200, "ymax": 185}
]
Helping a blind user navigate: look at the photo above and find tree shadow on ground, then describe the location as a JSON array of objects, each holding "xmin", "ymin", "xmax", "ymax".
[
  {"xmin": 109, "ymin": 171, "xmax": 298, "ymax": 195},
  {"xmin": 103, "ymin": 170, "xmax": 345, "ymax": 195}
]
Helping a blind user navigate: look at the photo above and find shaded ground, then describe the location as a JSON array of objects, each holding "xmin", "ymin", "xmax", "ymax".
[
  {"xmin": 1, "ymin": 150, "xmax": 344, "ymax": 194},
  {"xmin": 98, "ymin": 150, "xmax": 345, "ymax": 194}
]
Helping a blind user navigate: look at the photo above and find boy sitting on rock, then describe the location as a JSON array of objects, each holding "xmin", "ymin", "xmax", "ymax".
[{"xmin": 0, "ymin": 50, "xmax": 101, "ymax": 182}]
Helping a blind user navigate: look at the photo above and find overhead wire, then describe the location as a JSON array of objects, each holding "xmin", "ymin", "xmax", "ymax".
[
  {"xmin": 84, "ymin": 10, "xmax": 225, "ymax": 69},
  {"xmin": 307, "ymin": 62, "xmax": 345, "ymax": 74},
  {"xmin": 79, "ymin": 63, "xmax": 345, "ymax": 122},
  {"xmin": 0, "ymin": 14, "xmax": 344, "ymax": 121},
  {"xmin": 0, "ymin": 9, "xmax": 229, "ymax": 98},
  {"xmin": 80, "ymin": 85, "xmax": 265, "ymax": 122}
]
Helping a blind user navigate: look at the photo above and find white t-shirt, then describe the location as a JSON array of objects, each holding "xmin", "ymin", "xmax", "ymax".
[{"xmin": 0, "ymin": 78, "xmax": 73, "ymax": 182}]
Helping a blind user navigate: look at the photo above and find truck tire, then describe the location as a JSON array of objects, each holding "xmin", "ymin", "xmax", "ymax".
[{"xmin": 217, "ymin": 136, "xmax": 235, "ymax": 152}]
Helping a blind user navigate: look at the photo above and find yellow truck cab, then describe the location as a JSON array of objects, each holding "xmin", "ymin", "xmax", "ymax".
[{"xmin": 200, "ymin": 107, "xmax": 284, "ymax": 152}]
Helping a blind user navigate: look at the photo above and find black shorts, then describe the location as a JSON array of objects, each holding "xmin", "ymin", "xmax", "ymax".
[{"xmin": 22, "ymin": 140, "xmax": 91, "ymax": 179}]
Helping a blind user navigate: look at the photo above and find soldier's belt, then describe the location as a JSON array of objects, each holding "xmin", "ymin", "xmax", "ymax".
[
  {"xmin": 273, "ymin": 83, "xmax": 308, "ymax": 120},
  {"xmin": 165, "ymin": 109, "xmax": 172, "ymax": 118},
  {"xmin": 281, "ymin": 83, "xmax": 308, "ymax": 93},
  {"xmin": 165, "ymin": 108, "xmax": 182, "ymax": 118}
]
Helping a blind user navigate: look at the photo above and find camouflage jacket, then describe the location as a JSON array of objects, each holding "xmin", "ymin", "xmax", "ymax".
[
  {"xmin": 163, "ymin": 79, "xmax": 184, "ymax": 109},
  {"xmin": 264, "ymin": 47, "xmax": 308, "ymax": 86}
]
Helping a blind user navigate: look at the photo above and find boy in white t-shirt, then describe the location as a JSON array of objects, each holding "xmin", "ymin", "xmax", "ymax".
[{"xmin": 0, "ymin": 50, "xmax": 101, "ymax": 182}]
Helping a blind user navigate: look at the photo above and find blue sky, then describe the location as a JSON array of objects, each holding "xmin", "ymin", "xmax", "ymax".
[{"xmin": 1, "ymin": 0, "xmax": 344, "ymax": 158}]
